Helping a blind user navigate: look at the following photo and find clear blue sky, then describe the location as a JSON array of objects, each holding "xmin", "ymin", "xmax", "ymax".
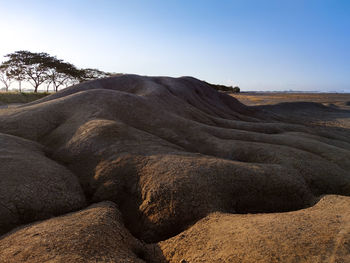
[{"xmin": 0, "ymin": 0, "xmax": 349, "ymax": 91}]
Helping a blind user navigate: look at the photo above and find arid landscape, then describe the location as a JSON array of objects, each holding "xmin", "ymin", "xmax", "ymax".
[
  {"xmin": 0, "ymin": 75, "xmax": 349, "ymax": 262},
  {"xmin": 233, "ymin": 92, "xmax": 350, "ymax": 129}
]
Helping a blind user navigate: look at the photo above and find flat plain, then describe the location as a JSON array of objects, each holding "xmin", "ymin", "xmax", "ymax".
[
  {"xmin": 232, "ymin": 92, "xmax": 350, "ymax": 129},
  {"xmin": 232, "ymin": 92, "xmax": 350, "ymax": 109}
]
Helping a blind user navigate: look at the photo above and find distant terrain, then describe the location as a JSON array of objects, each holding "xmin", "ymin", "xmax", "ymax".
[
  {"xmin": 233, "ymin": 92, "xmax": 350, "ymax": 109},
  {"xmin": 0, "ymin": 76, "xmax": 349, "ymax": 262},
  {"xmin": 0, "ymin": 92, "xmax": 50, "ymax": 108},
  {"xmin": 232, "ymin": 92, "xmax": 350, "ymax": 129}
]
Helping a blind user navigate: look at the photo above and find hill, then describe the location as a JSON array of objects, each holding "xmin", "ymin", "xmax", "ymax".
[{"xmin": 0, "ymin": 75, "xmax": 349, "ymax": 262}]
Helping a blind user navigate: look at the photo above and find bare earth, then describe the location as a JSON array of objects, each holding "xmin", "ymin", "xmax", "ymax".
[
  {"xmin": 232, "ymin": 92, "xmax": 350, "ymax": 109},
  {"xmin": 0, "ymin": 76, "xmax": 349, "ymax": 262},
  {"xmin": 232, "ymin": 92, "xmax": 350, "ymax": 129}
]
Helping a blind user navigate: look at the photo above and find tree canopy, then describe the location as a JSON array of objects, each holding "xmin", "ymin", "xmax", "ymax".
[
  {"xmin": 211, "ymin": 84, "xmax": 241, "ymax": 93},
  {"xmin": 0, "ymin": 51, "xmax": 113, "ymax": 92},
  {"xmin": 232, "ymin": 86, "xmax": 240, "ymax": 93}
]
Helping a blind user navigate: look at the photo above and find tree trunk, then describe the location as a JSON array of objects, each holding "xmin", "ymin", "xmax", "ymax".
[{"xmin": 19, "ymin": 81, "xmax": 21, "ymax": 92}]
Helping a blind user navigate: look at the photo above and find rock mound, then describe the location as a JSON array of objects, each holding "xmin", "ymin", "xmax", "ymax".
[
  {"xmin": 156, "ymin": 195, "xmax": 350, "ymax": 263},
  {"xmin": 1, "ymin": 196, "xmax": 348, "ymax": 263},
  {"xmin": 0, "ymin": 133, "xmax": 85, "ymax": 235},
  {"xmin": 0, "ymin": 202, "xmax": 147, "ymax": 262},
  {"xmin": 0, "ymin": 75, "xmax": 349, "ymax": 260}
]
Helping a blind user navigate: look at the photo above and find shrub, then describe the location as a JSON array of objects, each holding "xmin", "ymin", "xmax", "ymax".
[{"xmin": 232, "ymin": 86, "xmax": 240, "ymax": 93}]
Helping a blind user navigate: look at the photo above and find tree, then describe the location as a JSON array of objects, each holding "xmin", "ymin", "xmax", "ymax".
[
  {"xmin": 0, "ymin": 66, "xmax": 13, "ymax": 91},
  {"xmin": 80, "ymin": 68, "xmax": 112, "ymax": 82},
  {"xmin": 232, "ymin": 86, "xmax": 240, "ymax": 93},
  {"xmin": 1, "ymin": 51, "xmax": 51, "ymax": 92},
  {"xmin": 1, "ymin": 50, "xmax": 115, "ymax": 93},
  {"xmin": 1, "ymin": 54, "xmax": 26, "ymax": 92},
  {"xmin": 44, "ymin": 57, "xmax": 82, "ymax": 92}
]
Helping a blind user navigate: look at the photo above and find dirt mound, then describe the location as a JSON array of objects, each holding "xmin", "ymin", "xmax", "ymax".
[
  {"xmin": 1, "ymin": 196, "xmax": 348, "ymax": 263},
  {"xmin": 0, "ymin": 202, "xmax": 147, "ymax": 262},
  {"xmin": 0, "ymin": 75, "xmax": 349, "ymax": 260},
  {"xmin": 155, "ymin": 195, "xmax": 350, "ymax": 262},
  {"xmin": 0, "ymin": 133, "xmax": 85, "ymax": 234}
]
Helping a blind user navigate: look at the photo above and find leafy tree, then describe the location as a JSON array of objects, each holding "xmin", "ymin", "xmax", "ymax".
[
  {"xmin": 1, "ymin": 51, "xmax": 51, "ymax": 92},
  {"xmin": 232, "ymin": 86, "xmax": 240, "ymax": 93},
  {"xmin": 80, "ymin": 68, "xmax": 112, "ymax": 81},
  {"xmin": 44, "ymin": 57, "xmax": 81, "ymax": 92},
  {"xmin": 0, "ymin": 66, "xmax": 13, "ymax": 91},
  {"xmin": 1, "ymin": 53, "xmax": 27, "ymax": 92},
  {"xmin": 1, "ymin": 50, "xmax": 115, "ymax": 92}
]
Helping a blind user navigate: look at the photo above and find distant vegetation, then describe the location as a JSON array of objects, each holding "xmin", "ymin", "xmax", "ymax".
[
  {"xmin": 0, "ymin": 50, "xmax": 116, "ymax": 93},
  {"xmin": 232, "ymin": 86, "xmax": 240, "ymax": 93},
  {"xmin": 211, "ymin": 84, "xmax": 240, "ymax": 93},
  {"xmin": 1, "ymin": 50, "xmax": 240, "ymax": 95},
  {"xmin": 0, "ymin": 91, "xmax": 50, "ymax": 105}
]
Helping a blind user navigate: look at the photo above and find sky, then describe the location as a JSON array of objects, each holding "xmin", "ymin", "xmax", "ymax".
[{"xmin": 0, "ymin": 0, "xmax": 349, "ymax": 92}]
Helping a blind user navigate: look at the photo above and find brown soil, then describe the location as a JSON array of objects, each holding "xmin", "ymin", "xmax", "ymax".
[
  {"xmin": 0, "ymin": 75, "xmax": 349, "ymax": 262},
  {"xmin": 155, "ymin": 195, "xmax": 350, "ymax": 262},
  {"xmin": 233, "ymin": 92, "xmax": 350, "ymax": 129},
  {"xmin": 232, "ymin": 92, "xmax": 350, "ymax": 109},
  {"xmin": 0, "ymin": 202, "xmax": 147, "ymax": 262}
]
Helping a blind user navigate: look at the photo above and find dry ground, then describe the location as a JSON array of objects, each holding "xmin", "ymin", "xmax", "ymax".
[
  {"xmin": 0, "ymin": 78, "xmax": 349, "ymax": 262},
  {"xmin": 232, "ymin": 92, "xmax": 350, "ymax": 109},
  {"xmin": 231, "ymin": 92, "xmax": 350, "ymax": 129}
]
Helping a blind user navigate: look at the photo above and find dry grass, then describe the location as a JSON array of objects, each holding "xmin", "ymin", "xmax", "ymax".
[
  {"xmin": 231, "ymin": 92, "xmax": 350, "ymax": 109},
  {"xmin": 0, "ymin": 91, "xmax": 51, "ymax": 105}
]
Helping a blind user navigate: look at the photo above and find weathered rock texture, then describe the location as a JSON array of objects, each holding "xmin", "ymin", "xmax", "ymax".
[
  {"xmin": 155, "ymin": 195, "xmax": 350, "ymax": 263},
  {"xmin": 0, "ymin": 75, "xmax": 349, "ymax": 261},
  {"xmin": 0, "ymin": 202, "xmax": 147, "ymax": 262},
  {"xmin": 0, "ymin": 133, "xmax": 85, "ymax": 235}
]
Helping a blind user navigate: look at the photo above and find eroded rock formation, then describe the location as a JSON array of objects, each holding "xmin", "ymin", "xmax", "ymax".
[{"xmin": 0, "ymin": 75, "xmax": 349, "ymax": 262}]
